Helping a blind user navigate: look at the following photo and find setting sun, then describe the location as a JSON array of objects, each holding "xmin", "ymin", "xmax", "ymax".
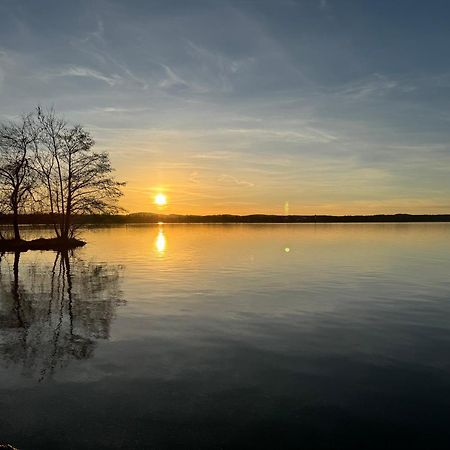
[{"xmin": 154, "ymin": 193, "xmax": 167, "ymax": 206}]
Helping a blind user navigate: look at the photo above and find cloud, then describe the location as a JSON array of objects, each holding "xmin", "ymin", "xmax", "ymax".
[
  {"xmin": 192, "ymin": 151, "xmax": 237, "ymax": 160},
  {"xmin": 158, "ymin": 63, "xmax": 196, "ymax": 93},
  {"xmin": 0, "ymin": 50, "xmax": 8, "ymax": 92},
  {"xmin": 189, "ymin": 171, "xmax": 200, "ymax": 184},
  {"xmin": 79, "ymin": 20, "xmax": 105, "ymax": 44},
  {"xmin": 331, "ymin": 73, "xmax": 418, "ymax": 101},
  {"xmin": 184, "ymin": 40, "xmax": 256, "ymax": 93},
  {"xmin": 224, "ymin": 127, "xmax": 338, "ymax": 144},
  {"xmin": 319, "ymin": 0, "xmax": 329, "ymax": 10},
  {"xmin": 41, "ymin": 65, "xmax": 122, "ymax": 86},
  {"xmin": 218, "ymin": 174, "xmax": 254, "ymax": 187}
]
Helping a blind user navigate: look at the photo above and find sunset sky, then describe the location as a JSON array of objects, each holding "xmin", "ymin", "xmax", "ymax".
[{"xmin": 1, "ymin": 0, "xmax": 450, "ymax": 215}]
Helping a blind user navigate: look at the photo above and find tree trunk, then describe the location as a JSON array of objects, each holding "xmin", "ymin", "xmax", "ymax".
[
  {"xmin": 12, "ymin": 207, "xmax": 20, "ymax": 241},
  {"xmin": 61, "ymin": 211, "xmax": 70, "ymax": 240},
  {"xmin": 62, "ymin": 193, "xmax": 72, "ymax": 240}
]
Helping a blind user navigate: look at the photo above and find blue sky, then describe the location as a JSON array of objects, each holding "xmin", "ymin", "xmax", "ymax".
[{"xmin": 1, "ymin": 0, "xmax": 450, "ymax": 214}]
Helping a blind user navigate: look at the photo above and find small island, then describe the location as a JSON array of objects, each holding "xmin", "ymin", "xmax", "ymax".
[
  {"xmin": 0, "ymin": 237, "xmax": 86, "ymax": 252},
  {"xmin": 0, "ymin": 107, "xmax": 124, "ymax": 252}
]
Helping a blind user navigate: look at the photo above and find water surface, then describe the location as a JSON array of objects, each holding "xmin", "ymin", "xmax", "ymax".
[{"xmin": 1, "ymin": 224, "xmax": 450, "ymax": 449}]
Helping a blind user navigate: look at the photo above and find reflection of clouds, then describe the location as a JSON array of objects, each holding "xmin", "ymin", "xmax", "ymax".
[{"xmin": 0, "ymin": 252, "xmax": 124, "ymax": 381}]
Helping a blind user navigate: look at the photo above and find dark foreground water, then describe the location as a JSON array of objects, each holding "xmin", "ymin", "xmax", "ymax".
[{"xmin": 1, "ymin": 224, "xmax": 450, "ymax": 449}]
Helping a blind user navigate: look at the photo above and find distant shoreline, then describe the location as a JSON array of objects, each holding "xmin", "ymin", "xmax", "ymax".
[{"xmin": 1, "ymin": 213, "xmax": 450, "ymax": 225}]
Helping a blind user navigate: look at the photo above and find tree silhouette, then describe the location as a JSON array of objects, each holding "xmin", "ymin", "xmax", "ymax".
[
  {"xmin": 35, "ymin": 107, "xmax": 125, "ymax": 239},
  {"xmin": 0, "ymin": 115, "xmax": 38, "ymax": 240},
  {"xmin": 0, "ymin": 107, "xmax": 125, "ymax": 242}
]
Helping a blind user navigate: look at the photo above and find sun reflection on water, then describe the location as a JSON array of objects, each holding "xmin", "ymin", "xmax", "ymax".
[{"xmin": 155, "ymin": 228, "xmax": 166, "ymax": 254}]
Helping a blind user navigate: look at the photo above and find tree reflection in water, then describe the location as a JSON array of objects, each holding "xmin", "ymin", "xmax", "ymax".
[{"xmin": 0, "ymin": 251, "xmax": 124, "ymax": 380}]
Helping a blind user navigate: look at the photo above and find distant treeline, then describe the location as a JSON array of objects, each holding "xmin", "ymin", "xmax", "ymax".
[{"xmin": 1, "ymin": 213, "xmax": 450, "ymax": 225}]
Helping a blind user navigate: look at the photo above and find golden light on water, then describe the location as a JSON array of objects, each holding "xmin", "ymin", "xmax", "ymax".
[
  {"xmin": 155, "ymin": 228, "xmax": 166, "ymax": 254},
  {"xmin": 154, "ymin": 193, "xmax": 167, "ymax": 206}
]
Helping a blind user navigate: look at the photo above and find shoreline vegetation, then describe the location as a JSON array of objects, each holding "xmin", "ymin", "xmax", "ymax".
[{"xmin": 1, "ymin": 212, "xmax": 450, "ymax": 225}]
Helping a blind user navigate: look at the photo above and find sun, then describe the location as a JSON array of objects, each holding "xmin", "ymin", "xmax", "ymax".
[{"xmin": 154, "ymin": 193, "xmax": 167, "ymax": 206}]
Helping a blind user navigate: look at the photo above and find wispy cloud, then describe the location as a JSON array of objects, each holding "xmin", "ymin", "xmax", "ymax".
[
  {"xmin": 333, "ymin": 73, "xmax": 417, "ymax": 100},
  {"xmin": 0, "ymin": 49, "xmax": 8, "ymax": 91},
  {"xmin": 41, "ymin": 65, "xmax": 121, "ymax": 86},
  {"xmin": 218, "ymin": 174, "xmax": 254, "ymax": 187},
  {"xmin": 79, "ymin": 19, "xmax": 105, "ymax": 44},
  {"xmin": 319, "ymin": 0, "xmax": 329, "ymax": 11},
  {"xmin": 224, "ymin": 127, "xmax": 338, "ymax": 144},
  {"xmin": 192, "ymin": 151, "xmax": 238, "ymax": 160},
  {"xmin": 189, "ymin": 171, "xmax": 200, "ymax": 184},
  {"xmin": 185, "ymin": 39, "xmax": 256, "ymax": 93}
]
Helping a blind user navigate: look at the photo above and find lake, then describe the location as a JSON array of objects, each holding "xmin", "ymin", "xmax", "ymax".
[{"xmin": 1, "ymin": 223, "xmax": 450, "ymax": 449}]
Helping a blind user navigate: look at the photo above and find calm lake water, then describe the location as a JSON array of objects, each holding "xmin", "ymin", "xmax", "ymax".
[{"xmin": 1, "ymin": 224, "xmax": 450, "ymax": 449}]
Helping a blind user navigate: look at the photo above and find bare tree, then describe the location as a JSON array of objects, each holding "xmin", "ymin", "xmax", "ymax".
[
  {"xmin": 0, "ymin": 115, "xmax": 38, "ymax": 240},
  {"xmin": 35, "ymin": 108, "xmax": 124, "ymax": 239}
]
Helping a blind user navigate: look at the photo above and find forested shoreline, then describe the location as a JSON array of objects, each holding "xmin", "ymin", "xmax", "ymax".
[{"xmin": 1, "ymin": 213, "xmax": 449, "ymax": 225}]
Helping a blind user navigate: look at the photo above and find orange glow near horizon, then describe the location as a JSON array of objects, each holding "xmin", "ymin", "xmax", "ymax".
[
  {"xmin": 108, "ymin": 131, "xmax": 450, "ymax": 217},
  {"xmin": 114, "ymin": 170, "xmax": 450, "ymax": 216},
  {"xmin": 119, "ymin": 185, "xmax": 450, "ymax": 216}
]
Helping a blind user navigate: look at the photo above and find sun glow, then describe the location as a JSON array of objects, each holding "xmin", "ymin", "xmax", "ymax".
[{"xmin": 154, "ymin": 193, "xmax": 167, "ymax": 206}]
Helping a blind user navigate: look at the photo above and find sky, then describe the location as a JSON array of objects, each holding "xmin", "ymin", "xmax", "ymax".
[{"xmin": 1, "ymin": 0, "xmax": 450, "ymax": 215}]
